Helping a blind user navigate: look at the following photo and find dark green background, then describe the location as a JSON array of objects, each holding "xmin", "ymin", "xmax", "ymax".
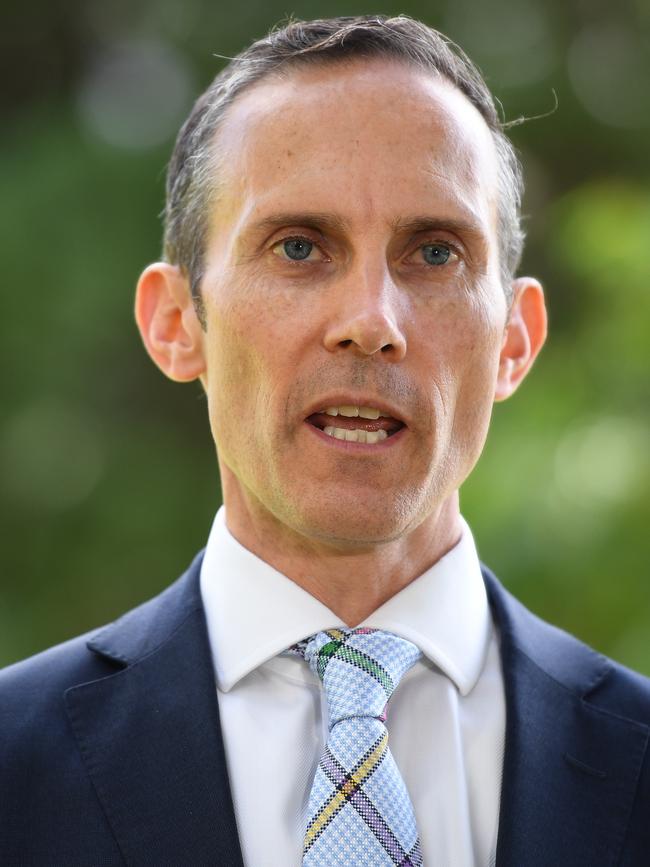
[{"xmin": 2, "ymin": 0, "xmax": 649, "ymax": 671}]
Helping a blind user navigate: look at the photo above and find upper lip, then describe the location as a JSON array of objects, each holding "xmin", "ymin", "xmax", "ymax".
[{"xmin": 303, "ymin": 395, "xmax": 408, "ymax": 426}]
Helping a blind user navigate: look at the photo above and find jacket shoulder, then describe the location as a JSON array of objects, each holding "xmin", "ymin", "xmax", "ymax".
[
  {"xmin": 0, "ymin": 630, "xmax": 117, "ymax": 758},
  {"xmin": 0, "ymin": 553, "xmax": 204, "ymax": 862},
  {"xmin": 590, "ymin": 655, "xmax": 650, "ymax": 724},
  {"xmin": 0, "ymin": 550, "xmax": 205, "ymax": 749},
  {"xmin": 482, "ymin": 564, "xmax": 650, "ymax": 725},
  {"xmin": 0, "ymin": 632, "xmax": 124, "ymax": 859}
]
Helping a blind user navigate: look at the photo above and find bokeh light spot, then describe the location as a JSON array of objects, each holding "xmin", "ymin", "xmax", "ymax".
[
  {"xmin": 76, "ymin": 37, "xmax": 194, "ymax": 149},
  {"xmin": 554, "ymin": 415, "xmax": 648, "ymax": 508},
  {"xmin": 568, "ymin": 22, "xmax": 650, "ymax": 129},
  {"xmin": 444, "ymin": 0, "xmax": 555, "ymax": 88},
  {"xmin": 2, "ymin": 400, "xmax": 106, "ymax": 511}
]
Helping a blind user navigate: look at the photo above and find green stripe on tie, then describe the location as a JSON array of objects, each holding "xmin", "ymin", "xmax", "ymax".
[{"xmin": 335, "ymin": 645, "xmax": 394, "ymax": 696}]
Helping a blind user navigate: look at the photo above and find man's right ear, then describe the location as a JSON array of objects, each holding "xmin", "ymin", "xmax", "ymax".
[{"xmin": 135, "ymin": 263, "xmax": 206, "ymax": 382}]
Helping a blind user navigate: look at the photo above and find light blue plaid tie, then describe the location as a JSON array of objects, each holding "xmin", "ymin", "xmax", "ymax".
[{"xmin": 293, "ymin": 627, "xmax": 423, "ymax": 866}]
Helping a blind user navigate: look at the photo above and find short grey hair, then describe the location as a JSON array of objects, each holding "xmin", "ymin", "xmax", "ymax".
[{"xmin": 163, "ymin": 15, "xmax": 525, "ymax": 327}]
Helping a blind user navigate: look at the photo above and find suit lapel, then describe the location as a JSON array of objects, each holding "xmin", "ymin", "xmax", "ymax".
[
  {"xmin": 483, "ymin": 568, "xmax": 648, "ymax": 867},
  {"xmin": 65, "ymin": 554, "xmax": 244, "ymax": 867},
  {"xmin": 62, "ymin": 553, "xmax": 648, "ymax": 865}
]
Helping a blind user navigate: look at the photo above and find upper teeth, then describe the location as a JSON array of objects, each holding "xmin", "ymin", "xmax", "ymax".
[
  {"xmin": 323, "ymin": 427, "xmax": 388, "ymax": 444},
  {"xmin": 324, "ymin": 405, "xmax": 388, "ymax": 419}
]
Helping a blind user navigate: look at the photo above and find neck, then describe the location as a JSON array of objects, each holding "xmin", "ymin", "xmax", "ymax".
[{"xmin": 219, "ymin": 467, "xmax": 462, "ymax": 626}]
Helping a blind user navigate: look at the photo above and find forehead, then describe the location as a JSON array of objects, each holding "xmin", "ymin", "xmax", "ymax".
[{"xmin": 212, "ymin": 58, "xmax": 499, "ymax": 237}]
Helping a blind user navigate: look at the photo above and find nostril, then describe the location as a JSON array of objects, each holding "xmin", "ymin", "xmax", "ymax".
[
  {"xmin": 339, "ymin": 339, "xmax": 352, "ymax": 347},
  {"xmin": 381, "ymin": 343, "xmax": 393, "ymax": 353}
]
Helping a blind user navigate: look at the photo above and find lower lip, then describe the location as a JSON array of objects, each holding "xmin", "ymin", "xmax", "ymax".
[{"xmin": 304, "ymin": 421, "xmax": 407, "ymax": 450}]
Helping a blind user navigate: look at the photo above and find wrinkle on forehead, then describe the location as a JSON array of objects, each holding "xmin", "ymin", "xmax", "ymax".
[{"xmin": 208, "ymin": 58, "xmax": 500, "ymax": 255}]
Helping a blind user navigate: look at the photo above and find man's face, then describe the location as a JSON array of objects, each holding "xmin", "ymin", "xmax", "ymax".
[{"xmin": 198, "ymin": 59, "xmax": 508, "ymax": 546}]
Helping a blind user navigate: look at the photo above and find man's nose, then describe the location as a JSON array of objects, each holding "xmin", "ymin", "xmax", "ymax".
[{"xmin": 322, "ymin": 266, "xmax": 407, "ymax": 361}]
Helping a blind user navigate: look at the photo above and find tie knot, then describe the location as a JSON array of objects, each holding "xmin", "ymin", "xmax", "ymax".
[{"xmin": 298, "ymin": 628, "xmax": 421, "ymax": 729}]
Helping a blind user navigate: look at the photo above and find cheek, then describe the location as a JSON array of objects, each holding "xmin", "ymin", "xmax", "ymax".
[
  {"xmin": 420, "ymin": 288, "xmax": 504, "ymax": 426},
  {"xmin": 451, "ymin": 302, "xmax": 505, "ymax": 441},
  {"xmin": 202, "ymin": 297, "xmax": 263, "ymax": 452},
  {"xmin": 207, "ymin": 274, "xmax": 271, "ymax": 381},
  {"xmin": 208, "ymin": 317, "xmax": 259, "ymax": 406},
  {"xmin": 458, "ymin": 319, "xmax": 502, "ymax": 385},
  {"xmin": 419, "ymin": 284, "xmax": 502, "ymax": 371},
  {"xmin": 203, "ymin": 276, "xmax": 303, "ymax": 443}
]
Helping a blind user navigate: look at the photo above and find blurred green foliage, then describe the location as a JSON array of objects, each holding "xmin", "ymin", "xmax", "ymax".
[{"xmin": 1, "ymin": 0, "xmax": 649, "ymax": 671}]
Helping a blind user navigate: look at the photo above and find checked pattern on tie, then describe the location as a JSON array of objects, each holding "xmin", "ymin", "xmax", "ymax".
[{"xmin": 290, "ymin": 627, "xmax": 423, "ymax": 867}]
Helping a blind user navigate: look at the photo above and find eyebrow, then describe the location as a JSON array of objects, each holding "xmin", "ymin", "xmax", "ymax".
[
  {"xmin": 246, "ymin": 212, "xmax": 351, "ymax": 238},
  {"xmin": 246, "ymin": 211, "xmax": 486, "ymax": 241},
  {"xmin": 389, "ymin": 215, "xmax": 488, "ymax": 242}
]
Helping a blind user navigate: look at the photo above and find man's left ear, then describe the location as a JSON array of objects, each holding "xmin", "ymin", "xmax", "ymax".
[
  {"xmin": 494, "ymin": 277, "xmax": 547, "ymax": 401},
  {"xmin": 134, "ymin": 262, "xmax": 206, "ymax": 382}
]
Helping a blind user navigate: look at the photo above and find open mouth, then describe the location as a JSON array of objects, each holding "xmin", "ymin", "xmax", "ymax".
[{"xmin": 306, "ymin": 404, "xmax": 405, "ymax": 444}]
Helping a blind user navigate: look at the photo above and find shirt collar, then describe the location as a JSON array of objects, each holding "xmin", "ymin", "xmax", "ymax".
[{"xmin": 200, "ymin": 507, "xmax": 491, "ymax": 696}]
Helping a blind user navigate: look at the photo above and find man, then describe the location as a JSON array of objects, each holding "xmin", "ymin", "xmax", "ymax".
[{"xmin": 1, "ymin": 14, "xmax": 649, "ymax": 866}]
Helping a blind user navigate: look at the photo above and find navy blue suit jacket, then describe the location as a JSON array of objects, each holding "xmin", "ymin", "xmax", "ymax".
[{"xmin": 2, "ymin": 553, "xmax": 650, "ymax": 865}]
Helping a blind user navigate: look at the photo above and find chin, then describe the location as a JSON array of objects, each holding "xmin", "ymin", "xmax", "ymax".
[{"xmin": 286, "ymin": 490, "xmax": 427, "ymax": 548}]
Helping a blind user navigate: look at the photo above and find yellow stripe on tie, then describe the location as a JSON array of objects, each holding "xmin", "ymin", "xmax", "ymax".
[{"xmin": 304, "ymin": 732, "xmax": 388, "ymax": 849}]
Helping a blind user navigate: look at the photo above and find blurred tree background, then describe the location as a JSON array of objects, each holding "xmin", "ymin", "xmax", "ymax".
[{"xmin": 1, "ymin": 0, "xmax": 648, "ymax": 671}]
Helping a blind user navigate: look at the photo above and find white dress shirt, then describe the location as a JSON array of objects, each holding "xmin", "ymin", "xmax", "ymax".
[{"xmin": 200, "ymin": 507, "xmax": 505, "ymax": 866}]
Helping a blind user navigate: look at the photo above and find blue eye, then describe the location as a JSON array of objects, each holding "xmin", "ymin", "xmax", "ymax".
[
  {"xmin": 283, "ymin": 238, "xmax": 313, "ymax": 260},
  {"xmin": 422, "ymin": 244, "xmax": 451, "ymax": 266}
]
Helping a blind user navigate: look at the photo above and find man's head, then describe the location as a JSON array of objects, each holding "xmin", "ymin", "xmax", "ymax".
[
  {"xmin": 135, "ymin": 15, "xmax": 546, "ymax": 551},
  {"xmin": 162, "ymin": 15, "xmax": 526, "ymax": 324}
]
